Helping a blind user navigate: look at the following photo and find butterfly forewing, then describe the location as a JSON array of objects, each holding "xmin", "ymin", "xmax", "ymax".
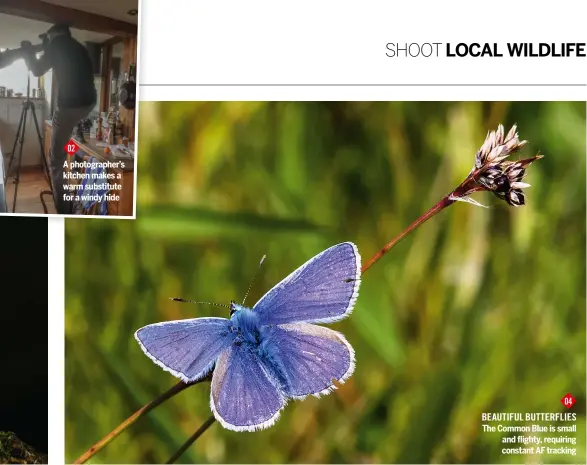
[{"xmin": 253, "ymin": 242, "xmax": 361, "ymax": 325}]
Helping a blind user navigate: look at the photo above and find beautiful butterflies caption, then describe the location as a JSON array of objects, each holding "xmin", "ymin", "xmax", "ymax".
[{"xmin": 135, "ymin": 242, "xmax": 361, "ymax": 432}]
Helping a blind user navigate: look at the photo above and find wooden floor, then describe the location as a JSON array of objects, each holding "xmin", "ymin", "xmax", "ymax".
[{"xmin": 4, "ymin": 166, "xmax": 56, "ymax": 214}]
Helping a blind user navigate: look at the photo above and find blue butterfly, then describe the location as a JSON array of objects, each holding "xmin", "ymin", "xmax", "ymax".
[{"xmin": 134, "ymin": 242, "xmax": 361, "ymax": 432}]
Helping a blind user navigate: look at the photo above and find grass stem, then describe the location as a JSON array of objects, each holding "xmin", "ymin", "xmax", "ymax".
[
  {"xmin": 73, "ymin": 378, "xmax": 208, "ymax": 464},
  {"xmin": 362, "ymin": 195, "xmax": 455, "ymax": 274},
  {"xmin": 165, "ymin": 416, "xmax": 216, "ymax": 464}
]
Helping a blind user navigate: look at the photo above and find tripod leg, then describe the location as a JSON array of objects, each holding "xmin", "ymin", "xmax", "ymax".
[
  {"xmin": 5, "ymin": 107, "xmax": 25, "ymax": 179},
  {"xmin": 11, "ymin": 105, "xmax": 28, "ymax": 213},
  {"xmin": 30, "ymin": 107, "xmax": 51, "ymax": 185}
]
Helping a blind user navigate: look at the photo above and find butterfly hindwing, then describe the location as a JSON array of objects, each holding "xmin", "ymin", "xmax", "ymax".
[
  {"xmin": 253, "ymin": 242, "xmax": 361, "ymax": 325},
  {"xmin": 134, "ymin": 317, "xmax": 235, "ymax": 383},
  {"xmin": 261, "ymin": 322, "xmax": 355, "ymax": 399},
  {"xmin": 211, "ymin": 343, "xmax": 286, "ymax": 432}
]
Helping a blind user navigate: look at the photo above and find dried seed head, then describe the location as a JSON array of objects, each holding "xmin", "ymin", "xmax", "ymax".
[
  {"xmin": 475, "ymin": 124, "xmax": 528, "ymax": 170},
  {"xmin": 471, "ymin": 124, "xmax": 542, "ymax": 207}
]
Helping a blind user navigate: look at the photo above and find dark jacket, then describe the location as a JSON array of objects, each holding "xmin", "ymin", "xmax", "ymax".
[{"xmin": 26, "ymin": 34, "xmax": 97, "ymax": 109}]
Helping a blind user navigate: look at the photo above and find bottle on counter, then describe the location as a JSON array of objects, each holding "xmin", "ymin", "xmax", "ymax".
[{"xmin": 107, "ymin": 125, "xmax": 115, "ymax": 145}]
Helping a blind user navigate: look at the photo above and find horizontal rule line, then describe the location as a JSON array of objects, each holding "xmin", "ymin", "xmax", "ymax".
[{"xmin": 139, "ymin": 83, "xmax": 587, "ymax": 87}]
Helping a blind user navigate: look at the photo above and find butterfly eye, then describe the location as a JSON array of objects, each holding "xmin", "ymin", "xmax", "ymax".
[{"xmin": 229, "ymin": 300, "xmax": 237, "ymax": 316}]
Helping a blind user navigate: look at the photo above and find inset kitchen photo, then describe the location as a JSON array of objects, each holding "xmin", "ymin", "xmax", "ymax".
[{"xmin": 0, "ymin": 0, "xmax": 139, "ymax": 217}]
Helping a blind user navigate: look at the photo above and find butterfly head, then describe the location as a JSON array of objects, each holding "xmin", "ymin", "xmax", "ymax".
[{"xmin": 229, "ymin": 300, "xmax": 244, "ymax": 316}]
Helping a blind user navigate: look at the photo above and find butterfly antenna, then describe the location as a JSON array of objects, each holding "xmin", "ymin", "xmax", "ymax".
[
  {"xmin": 242, "ymin": 254, "xmax": 267, "ymax": 305},
  {"xmin": 170, "ymin": 297, "xmax": 229, "ymax": 308}
]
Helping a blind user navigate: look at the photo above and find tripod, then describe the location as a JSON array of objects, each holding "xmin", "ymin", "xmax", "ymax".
[{"xmin": 4, "ymin": 73, "xmax": 52, "ymax": 213}]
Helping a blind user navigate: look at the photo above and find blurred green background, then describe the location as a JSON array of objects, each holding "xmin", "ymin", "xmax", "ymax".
[{"xmin": 65, "ymin": 101, "xmax": 586, "ymax": 464}]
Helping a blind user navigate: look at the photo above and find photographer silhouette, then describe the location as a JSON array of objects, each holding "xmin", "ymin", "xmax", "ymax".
[{"xmin": 22, "ymin": 23, "xmax": 96, "ymax": 214}]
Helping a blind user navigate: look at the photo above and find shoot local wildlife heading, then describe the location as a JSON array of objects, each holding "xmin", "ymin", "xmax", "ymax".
[{"xmin": 385, "ymin": 42, "xmax": 586, "ymax": 58}]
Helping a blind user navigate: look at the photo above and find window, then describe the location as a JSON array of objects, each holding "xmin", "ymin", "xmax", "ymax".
[
  {"xmin": 0, "ymin": 58, "xmax": 31, "ymax": 96},
  {"xmin": 0, "ymin": 51, "xmax": 48, "ymax": 99}
]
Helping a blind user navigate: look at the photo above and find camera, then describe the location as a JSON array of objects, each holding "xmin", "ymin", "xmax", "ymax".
[{"xmin": 0, "ymin": 34, "xmax": 46, "ymax": 70}]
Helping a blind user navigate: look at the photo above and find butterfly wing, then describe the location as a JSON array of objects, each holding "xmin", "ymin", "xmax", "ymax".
[
  {"xmin": 135, "ymin": 317, "xmax": 235, "ymax": 383},
  {"xmin": 211, "ymin": 343, "xmax": 285, "ymax": 432},
  {"xmin": 261, "ymin": 322, "xmax": 355, "ymax": 398},
  {"xmin": 253, "ymin": 242, "xmax": 361, "ymax": 325}
]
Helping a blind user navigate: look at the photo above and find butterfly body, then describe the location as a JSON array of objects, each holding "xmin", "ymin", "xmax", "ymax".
[
  {"xmin": 135, "ymin": 242, "xmax": 362, "ymax": 432},
  {"xmin": 228, "ymin": 305, "xmax": 262, "ymax": 346}
]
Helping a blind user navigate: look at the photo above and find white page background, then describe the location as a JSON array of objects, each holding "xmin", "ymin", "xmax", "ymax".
[{"xmin": 48, "ymin": 0, "xmax": 586, "ymax": 462}]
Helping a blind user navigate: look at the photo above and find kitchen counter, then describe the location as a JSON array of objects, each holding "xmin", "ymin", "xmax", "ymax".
[{"xmin": 45, "ymin": 119, "xmax": 134, "ymax": 173}]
